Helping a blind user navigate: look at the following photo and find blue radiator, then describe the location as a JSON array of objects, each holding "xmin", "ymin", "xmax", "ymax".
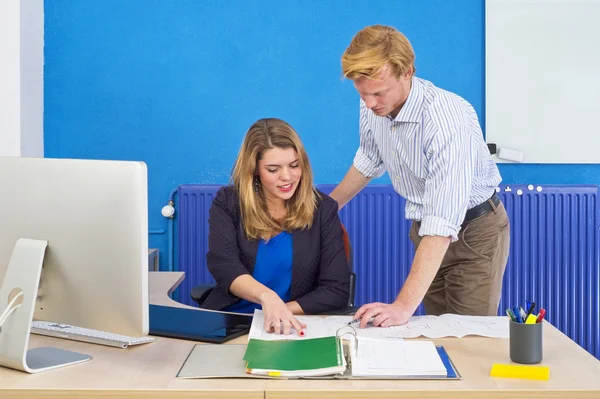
[
  {"xmin": 497, "ymin": 185, "xmax": 599, "ymax": 360},
  {"xmin": 176, "ymin": 184, "xmax": 599, "ymax": 359},
  {"xmin": 176, "ymin": 185, "xmax": 220, "ymax": 298}
]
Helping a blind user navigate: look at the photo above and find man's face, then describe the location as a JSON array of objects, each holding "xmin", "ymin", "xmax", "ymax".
[{"xmin": 353, "ymin": 65, "xmax": 412, "ymax": 118}]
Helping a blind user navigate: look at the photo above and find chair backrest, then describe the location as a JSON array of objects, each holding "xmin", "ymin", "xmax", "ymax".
[
  {"xmin": 340, "ymin": 224, "xmax": 356, "ymax": 308},
  {"xmin": 340, "ymin": 224, "xmax": 352, "ymax": 266}
]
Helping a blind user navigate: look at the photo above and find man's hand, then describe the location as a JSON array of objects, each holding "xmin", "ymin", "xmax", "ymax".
[
  {"xmin": 352, "ymin": 302, "xmax": 413, "ymax": 328},
  {"xmin": 352, "ymin": 235, "xmax": 451, "ymax": 329}
]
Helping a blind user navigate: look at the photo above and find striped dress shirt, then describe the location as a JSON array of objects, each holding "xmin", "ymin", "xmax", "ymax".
[{"xmin": 353, "ymin": 77, "xmax": 501, "ymax": 242}]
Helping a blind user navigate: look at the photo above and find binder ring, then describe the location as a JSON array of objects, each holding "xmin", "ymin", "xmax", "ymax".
[
  {"xmin": 335, "ymin": 324, "xmax": 357, "ymax": 339},
  {"xmin": 335, "ymin": 325, "xmax": 359, "ymax": 353}
]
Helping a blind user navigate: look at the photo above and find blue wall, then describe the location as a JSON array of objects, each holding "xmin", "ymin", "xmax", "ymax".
[{"xmin": 44, "ymin": 0, "xmax": 600, "ymax": 269}]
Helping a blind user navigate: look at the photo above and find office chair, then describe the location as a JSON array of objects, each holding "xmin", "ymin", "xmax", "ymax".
[{"xmin": 190, "ymin": 223, "xmax": 357, "ymax": 314}]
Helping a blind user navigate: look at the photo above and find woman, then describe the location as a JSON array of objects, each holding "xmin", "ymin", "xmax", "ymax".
[{"xmin": 201, "ymin": 118, "xmax": 350, "ymax": 335}]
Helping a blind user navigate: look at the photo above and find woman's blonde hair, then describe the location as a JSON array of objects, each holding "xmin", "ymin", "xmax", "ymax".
[
  {"xmin": 341, "ymin": 24, "xmax": 416, "ymax": 80},
  {"xmin": 232, "ymin": 118, "xmax": 319, "ymax": 240}
]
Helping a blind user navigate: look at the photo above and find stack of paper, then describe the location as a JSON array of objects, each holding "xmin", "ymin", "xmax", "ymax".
[{"xmin": 350, "ymin": 337, "xmax": 447, "ymax": 377}]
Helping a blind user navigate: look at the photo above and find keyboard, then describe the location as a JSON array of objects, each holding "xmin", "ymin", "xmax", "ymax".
[{"xmin": 30, "ymin": 320, "xmax": 156, "ymax": 349}]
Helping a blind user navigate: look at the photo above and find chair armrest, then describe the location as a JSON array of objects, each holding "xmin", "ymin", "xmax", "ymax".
[
  {"xmin": 348, "ymin": 272, "xmax": 356, "ymax": 308},
  {"xmin": 190, "ymin": 284, "xmax": 216, "ymax": 307}
]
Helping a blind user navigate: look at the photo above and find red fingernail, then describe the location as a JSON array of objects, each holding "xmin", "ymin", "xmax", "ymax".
[{"xmin": 299, "ymin": 331, "xmax": 305, "ymax": 337}]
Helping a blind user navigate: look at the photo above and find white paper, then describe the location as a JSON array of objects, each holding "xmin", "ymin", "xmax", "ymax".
[
  {"xmin": 248, "ymin": 310, "xmax": 336, "ymax": 340},
  {"xmin": 350, "ymin": 338, "xmax": 447, "ymax": 377},
  {"xmin": 248, "ymin": 311, "xmax": 508, "ymax": 341},
  {"xmin": 327, "ymin": 314, "xmax": 509, "ymax": 339}
]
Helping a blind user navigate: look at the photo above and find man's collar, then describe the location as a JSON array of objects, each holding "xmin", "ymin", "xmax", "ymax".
[{"xmin": 391, "ymin": 76, "xmax": 423, "ymax": 123}]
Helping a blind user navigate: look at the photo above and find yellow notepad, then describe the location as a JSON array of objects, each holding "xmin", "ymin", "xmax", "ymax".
[{"xmin": 490, "ymin": 363, "xmax": 550, "ymax": 380}]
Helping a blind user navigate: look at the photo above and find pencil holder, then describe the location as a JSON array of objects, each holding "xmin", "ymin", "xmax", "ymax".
[{"xmin": 509, "ymin": 320, "xmax": 543, "ymax": 364}]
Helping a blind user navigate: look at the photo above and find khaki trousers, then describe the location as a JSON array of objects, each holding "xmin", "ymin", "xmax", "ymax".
[{"xmin": 409, "ymin": 202, "xmax": 510, "ymax": 316}]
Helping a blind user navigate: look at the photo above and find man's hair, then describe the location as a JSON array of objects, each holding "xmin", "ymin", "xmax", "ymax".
[
  {"xmin": 231, "ymin": 118, "xmax": 319, "ymax": 240},
  {"xmin": 341, "ymin": 24, "xmax": 416, "ymax": 80}
]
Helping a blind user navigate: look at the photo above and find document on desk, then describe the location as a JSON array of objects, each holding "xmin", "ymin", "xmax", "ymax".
[
  {"xmin": 248, "ymin": 310, "xmax": 335, "ymax": 340},
  {"xmin": 249, "ymin": 311, "xmax": 508, "ymax": 340},
  {"xmin": 325, "ymin": 314, "xmax": 509, "ymax": 339},
  {"xmin": 248, "ymin": 310, "xmax": 386, "ymax": 340}
]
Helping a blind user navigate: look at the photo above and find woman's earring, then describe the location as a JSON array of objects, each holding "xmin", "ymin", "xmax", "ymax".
[{"xmin": 253, "ymin": 176, "xmax": 261, "ymax": 193}]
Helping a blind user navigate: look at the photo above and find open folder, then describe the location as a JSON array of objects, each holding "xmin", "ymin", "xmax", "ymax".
[
  {"xmin": 177, "ymin": 336, "xmax": 461, "ymax": 380},
  {"xmin": 244, "ymin": 334, "xmax": 447, "ymax": 378}
]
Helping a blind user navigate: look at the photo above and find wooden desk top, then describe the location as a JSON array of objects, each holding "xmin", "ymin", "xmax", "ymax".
[
  {"xmin": 2, "ymin": 271, "xmax": 600, "ymax": 399},
  {"xmin": 265, "ymin": 324, "xmax": 600, "ymax": 399},
  {"xmin": 1, "ymin": 272, "xmax": 264, "ymax": 399}
]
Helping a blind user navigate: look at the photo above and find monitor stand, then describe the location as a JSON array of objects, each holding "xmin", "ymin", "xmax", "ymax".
[{"xmin": 0, "ymin": 238, "xmax": 92, "ymax": 373}]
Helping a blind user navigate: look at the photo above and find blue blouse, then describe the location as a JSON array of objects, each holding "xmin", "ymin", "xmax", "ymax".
[{"xmin": 224, "ymin": 231, "xmax": 292, "ymax": 314}]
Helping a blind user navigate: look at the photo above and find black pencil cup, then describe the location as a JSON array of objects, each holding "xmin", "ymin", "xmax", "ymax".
[{"xmin": 509, "ymin": 320, "xmax": 543, "ymax": 364}]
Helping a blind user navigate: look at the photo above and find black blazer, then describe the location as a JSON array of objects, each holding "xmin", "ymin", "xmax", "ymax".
[{"xmin": 201, "ymin": 186, "xmax": 350, "ymax": 315}]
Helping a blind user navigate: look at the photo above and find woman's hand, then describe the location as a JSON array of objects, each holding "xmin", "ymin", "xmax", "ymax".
[{"xmin": 259, "ymin": 291, "xmax": 306, "ymax": 335}]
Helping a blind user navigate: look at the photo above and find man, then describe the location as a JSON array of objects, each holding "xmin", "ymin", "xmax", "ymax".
[{"xmin": 329, "ymin": 25, "xmax": 510, "ymax": 328}]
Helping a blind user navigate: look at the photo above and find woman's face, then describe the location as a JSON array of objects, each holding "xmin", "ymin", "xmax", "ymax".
[{"xmin": 257, "ymin": 147, "xmax": 302, "ymax": 206}]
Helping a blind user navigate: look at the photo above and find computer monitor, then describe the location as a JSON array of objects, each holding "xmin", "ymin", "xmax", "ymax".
[{"xmin": 0, "ymin": 157, "xmax": 148, "ymax": 373}]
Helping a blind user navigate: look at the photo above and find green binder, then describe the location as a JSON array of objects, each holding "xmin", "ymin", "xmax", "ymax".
[{"xmin": 244, "ymin": 336, "xmax": 345, "ymax": 377}]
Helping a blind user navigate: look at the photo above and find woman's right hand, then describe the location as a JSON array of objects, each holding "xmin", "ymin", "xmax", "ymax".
[{"xmin": 259, "ymin": 291, "xmax": 306, "ymax": 335}]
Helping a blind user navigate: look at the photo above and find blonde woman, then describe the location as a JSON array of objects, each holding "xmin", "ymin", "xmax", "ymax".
[
  {"xmin": 201, "ymin": 118, "xmax": 350, "ymax": 335},
  {"xmin": 330, "ymin": 25, "xmax": 509, "ymax": 328}
]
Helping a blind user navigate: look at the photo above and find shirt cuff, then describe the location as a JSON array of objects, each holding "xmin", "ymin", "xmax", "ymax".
[
  {"xmin": 353, "ymin": 148, "xmax": 385, "ymax": 179},
  {"xmin": 418, "ymin": 215, "xmax": 460, "ymax": 242}
]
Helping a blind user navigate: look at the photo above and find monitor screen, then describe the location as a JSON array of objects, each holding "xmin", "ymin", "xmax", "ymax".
[{"xmin": 0, "ymin": 157, "xmax": 148, "ymax": 337}]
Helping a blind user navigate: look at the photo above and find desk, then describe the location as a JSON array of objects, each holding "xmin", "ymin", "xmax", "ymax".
[
  {"xmin": 266, "ymin": 329, "xmax": 600, "ymax": 399},
  {"xmin": 1, "ymin": 272, "xmax": 599, "ymax": 399},
  {"xmin": 0, "ymin": 272, "xmax": 265, "ymax": 399}
]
